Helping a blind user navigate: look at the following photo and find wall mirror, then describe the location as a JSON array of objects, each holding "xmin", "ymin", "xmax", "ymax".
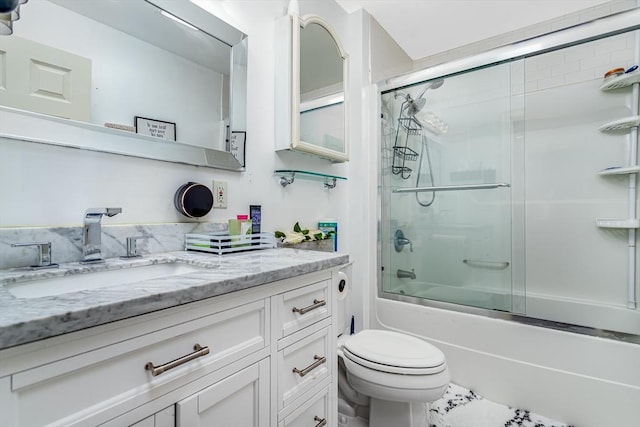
[
  {"xmin": 0, "ymin": 0, "xmax": 247, "ymax": 171},
  {"xmin": 275, "ymin": 13, "xmax": 349, "ymax": 162}
]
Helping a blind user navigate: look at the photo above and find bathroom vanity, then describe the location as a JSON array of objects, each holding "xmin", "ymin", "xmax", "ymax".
[{"xmin": 0, "ymin": 249, "xmax": 348, "ymax": 426}]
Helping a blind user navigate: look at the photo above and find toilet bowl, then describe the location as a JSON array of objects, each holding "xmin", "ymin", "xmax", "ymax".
[{"xmin": 338, "ymin": 329, "xmax": 450, "ymax": 427}]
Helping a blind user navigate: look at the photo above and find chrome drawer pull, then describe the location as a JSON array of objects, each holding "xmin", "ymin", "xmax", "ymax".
[
  {"xmin": 145, "ymin": 344, "xmax": 210, "ymax": 377},
  {"xmin": 314, "ymin": 416, "xmax": 327, "ymax": 427},
  {"xmin": 293, "ymin": 355, "xmax": 326, "ymax": 377},
  {"xmin": 292, "ymin": 299, "xmax": 326, "ymax": 315}
]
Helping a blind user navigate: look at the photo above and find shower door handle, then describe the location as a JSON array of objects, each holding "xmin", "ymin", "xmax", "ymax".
[
  {"xmin": 393, "ymin": 182, "xmax": 511, "ymax": 193},
  {"xmin": 463, "ymin": 259, "xmax": 510, "ymax": 270}
]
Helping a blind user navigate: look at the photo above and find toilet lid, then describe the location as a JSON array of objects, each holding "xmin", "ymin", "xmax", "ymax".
[{"xmin": 343, "ymin": 330, "xmax": 445, "ymax": 369}]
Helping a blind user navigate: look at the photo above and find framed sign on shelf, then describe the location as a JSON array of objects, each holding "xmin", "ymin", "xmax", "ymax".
[
  {"xmin": 134, "ymin": 116, "xmax": 176, "ymax": 141},
  {"xmin": 230, "ymin": 131, "xmax": 246, "ymax": 167}
]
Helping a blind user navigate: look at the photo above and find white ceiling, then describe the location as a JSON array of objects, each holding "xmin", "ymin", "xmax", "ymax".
[{"xmin": 334, "ymin": 0, "xmax": 613, "ymax": 60}]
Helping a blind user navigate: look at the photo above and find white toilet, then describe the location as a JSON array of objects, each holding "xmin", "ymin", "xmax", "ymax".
[{"xmin": 336, "ymin": 268, "xmax": 450, "ymax": 427}]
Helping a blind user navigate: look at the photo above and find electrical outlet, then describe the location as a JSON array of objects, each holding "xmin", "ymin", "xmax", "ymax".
[{"xmin": 213, "ymin": 180, "xmax": 227, "ymax": 208}]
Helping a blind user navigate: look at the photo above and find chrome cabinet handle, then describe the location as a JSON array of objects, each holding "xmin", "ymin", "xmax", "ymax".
[
  {"xmin": 314, "ymin": 416, "xmax": 327, "ymax": 427},
  {"xmin": 292, "ymin": 299, "xmax": 326, "ymax": 315},
  {"xmin": 145, "ymin": 344, "xmax": 209, "ymax": 377},
  {"xmin": 292, "ymin": 355, "xmax": 326, "ymax": 377}
]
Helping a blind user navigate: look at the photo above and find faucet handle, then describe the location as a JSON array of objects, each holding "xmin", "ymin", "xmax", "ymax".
[
  {"xmin": 394, "ymin": 229, "xmax": 413, "ymax": 253},
  {"xmin": 85, "ymin": 207, "xmax": 122, "ymax": 217},
  {"xmin": 121, "ymin": 236, "xmax": 148, "ymax": 259},
  {"xmin": 11, "ymin": 241, "xmax": 59, "ymax": 269},
  {"xmin": 404, "ymin": 240, "xmax": 413, "ymax": 252}
]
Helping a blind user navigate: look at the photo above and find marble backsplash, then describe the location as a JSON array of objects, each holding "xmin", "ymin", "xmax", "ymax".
[{"xmin": 0, "ymin": 222, "xmax": 227, "ymax": 269}]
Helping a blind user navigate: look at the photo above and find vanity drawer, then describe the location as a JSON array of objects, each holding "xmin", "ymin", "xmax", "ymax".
[
  {"xmin": 277, "ymin": 324, "xmax": 332, "ymax": 411},
  {"xmin": 278, "ymin": 386, "xmax": 330, "ymax": 427},
  {"xmin": 10, "ymin": 299, "xmax": 268, "ymax": 427},
  {"xmin": 277, "ymin": 279, "xmax": 331, "ymax": 338}
]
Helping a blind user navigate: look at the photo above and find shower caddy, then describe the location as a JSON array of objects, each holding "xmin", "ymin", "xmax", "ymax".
[
  {"xmin": 596, "ymin": 65, "xmax": 640, "ymax": 310},
  {"xmin": 391, "ymin": 108, "xmax": 421, "ymax": 179}
]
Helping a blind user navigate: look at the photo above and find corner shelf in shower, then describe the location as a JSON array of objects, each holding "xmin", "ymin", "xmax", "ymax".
[
  {"xmin": 599, "ymin": 71, "xmax": 640, "ymax": 91},
  {"xmin": 596, "ymin": 219, "xmax": 640, "ymax": 229},
  {"xmin": 598, "ymin": 115, "xmax": 640, "ymax": 132},
  {"xmin": 274, "ymin": 169, "xmax": 346, "ymax": 189},
  {"xmin": 597, "ymin": 67, "xmax": 640, "ymax": 309}
]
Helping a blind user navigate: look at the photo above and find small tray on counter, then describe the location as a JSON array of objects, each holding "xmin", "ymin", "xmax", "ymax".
[{"xmin": 185, "ymin": 232, "xmax": 276, "ymax": 255}]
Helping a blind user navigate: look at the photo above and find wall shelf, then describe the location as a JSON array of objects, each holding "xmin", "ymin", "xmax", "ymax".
[
  {"xmin": 596, "ymin": 219, "xmax": 640, "ymax": 229},
  {"xmin": 598, "ymin": 115, "xmax": 640, "ymax": 132},
  {"xmin": 274, "ymin": 169, "xmax": 346, "ymax": 189},
  {"xmin": 599, "ymin": 71, "xmax": 640, "ymax": 91},
  {"xmin": 598, "ymin": 165, "xmax": 640, "ymax": 175}
]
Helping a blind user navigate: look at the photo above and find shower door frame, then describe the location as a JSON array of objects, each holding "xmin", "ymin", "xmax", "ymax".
[{"xmin": 376, "ymin": 7, "xmax": 640, "ymax": 344}]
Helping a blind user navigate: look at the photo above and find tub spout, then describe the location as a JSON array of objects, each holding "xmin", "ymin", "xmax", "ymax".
[{"xmin": 397, "ymin": 268, "xmax": 416, "ymax": 280}]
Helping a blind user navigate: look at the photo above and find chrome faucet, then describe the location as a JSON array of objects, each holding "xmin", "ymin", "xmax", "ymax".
[
  {"xmin": 81, "ymin": 208, "xmax": 122, "ymax": 264},
  {"xmin": 397, "ymin": 269, "xmax": 416, "ymax": 280},
  {"xmin": 394, "ymin": 229, "xmax": 413, "ymax": 252}
]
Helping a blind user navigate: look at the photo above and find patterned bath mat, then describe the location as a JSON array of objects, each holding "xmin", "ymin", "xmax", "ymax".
[{"xmin": 428, "ymin": 383, "xmax": 573, "ymax": 427}]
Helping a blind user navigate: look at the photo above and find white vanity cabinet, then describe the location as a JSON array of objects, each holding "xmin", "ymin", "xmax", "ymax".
[{"xmin": 0, "ymin": 267, "xmax": 340, "ymax": 427}]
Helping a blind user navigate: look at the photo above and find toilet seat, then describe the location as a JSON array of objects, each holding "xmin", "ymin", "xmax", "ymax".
[{"xmin": 342, "ymin": 330, "xmax": 446, "ymax": 375}]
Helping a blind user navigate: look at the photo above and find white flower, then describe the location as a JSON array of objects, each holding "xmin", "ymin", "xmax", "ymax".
[{"xmin": 283, "ymin": 231, "xmax": 305, "ymax": 244}]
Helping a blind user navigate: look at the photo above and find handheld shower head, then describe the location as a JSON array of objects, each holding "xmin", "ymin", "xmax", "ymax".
[
  {"xmin": 418, "ymin": 78, "xmax": 445, "ymax": 97},
  {"xmin": 406, "ymin": 78, "xmax": 445, "ymax": 116}
]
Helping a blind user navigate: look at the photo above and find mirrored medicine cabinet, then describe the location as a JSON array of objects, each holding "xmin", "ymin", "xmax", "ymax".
[
  {"xmin": 275, "ymin": 13, "xmax": 349, "ymax": 163},
  {"xmin": 0, "ymin": 0, "xmax": 248, "ymax": 171}
]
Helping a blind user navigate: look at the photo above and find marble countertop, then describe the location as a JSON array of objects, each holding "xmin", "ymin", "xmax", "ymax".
[{"xmin": 0, "ymin": 249, "xmax": 349, "ymax": 350}]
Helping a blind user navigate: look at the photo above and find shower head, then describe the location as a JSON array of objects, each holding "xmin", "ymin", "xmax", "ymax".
[
  {"xmin": 406, "ymin": 97, "xmax": 426, "ymax": 116},
  {"xmin": 406, "ymin": 78, "xmax": 445, "ymax": 116}
]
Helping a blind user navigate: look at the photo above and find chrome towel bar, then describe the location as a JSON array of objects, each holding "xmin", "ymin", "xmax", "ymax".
[
  {"xmin": 463, "ymin": 259, "xmax": 510, "ymax": 270},
  {"xmin": 393, "ymin": 183, "xmax": 510, "ymax": 193}
]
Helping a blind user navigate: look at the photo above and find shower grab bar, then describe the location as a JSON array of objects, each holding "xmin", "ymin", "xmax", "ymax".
[
  {"xmin": 393, "ymin": 183, "xmax": 510, "ymax": 193},
  {"xmin": 463, "ymin": 259, "xmax": 510, "ymax": 270}
]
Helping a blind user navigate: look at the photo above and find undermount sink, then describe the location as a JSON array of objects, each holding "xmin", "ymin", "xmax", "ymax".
[{"xmin": 5, "ymin": 262, "xmax": 209, "ymax": 299}]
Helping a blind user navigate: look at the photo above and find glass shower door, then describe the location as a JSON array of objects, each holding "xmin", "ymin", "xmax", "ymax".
[{"xmin": 380, "ymin": 62, "xmax": 524, "ymax": 312}]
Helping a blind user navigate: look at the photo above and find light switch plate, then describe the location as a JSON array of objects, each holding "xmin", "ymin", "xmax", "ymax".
[{"xmin": 213, "ymin": 180, "xmax": 227, "ymax": 208}]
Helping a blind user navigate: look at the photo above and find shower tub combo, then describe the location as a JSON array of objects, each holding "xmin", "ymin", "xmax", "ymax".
[{"xmin": 379, "ymin": 10, "xmax": 640, "ymax": 341}]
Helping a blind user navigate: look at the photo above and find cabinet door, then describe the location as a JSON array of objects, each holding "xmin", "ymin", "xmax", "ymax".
[{"xmin": 176, "ymin": 358, "xmax": 269, "ymax": 427}]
